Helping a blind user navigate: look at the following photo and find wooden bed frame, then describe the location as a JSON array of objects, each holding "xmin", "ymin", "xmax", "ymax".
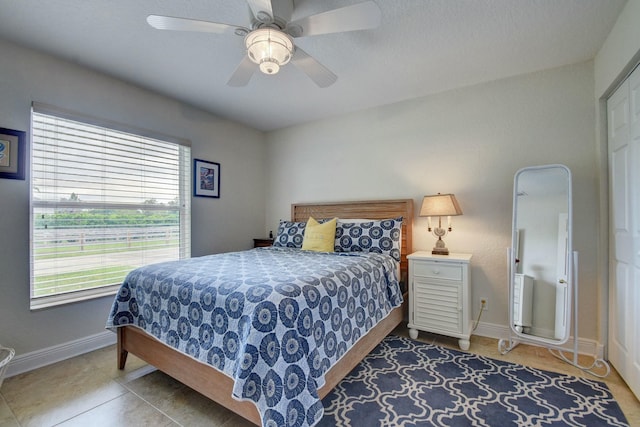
[{"xmin": 117, "ymin": 199, "xmax": 414, "ymax": 425}]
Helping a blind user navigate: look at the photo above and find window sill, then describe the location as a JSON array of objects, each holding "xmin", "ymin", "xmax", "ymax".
[{"xmin": 30, "ymin": 285, "xmax": 120, "ymax": 310}]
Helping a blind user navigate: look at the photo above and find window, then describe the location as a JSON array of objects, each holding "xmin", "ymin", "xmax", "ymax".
[{"xmin": 30, "ymin": 103, "xmax": 191, "ymax": 309}]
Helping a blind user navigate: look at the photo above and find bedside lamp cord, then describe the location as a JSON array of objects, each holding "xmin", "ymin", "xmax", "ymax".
[{"xmin": 471, "ymin": 300, "xmax": 487, "ymax": 333}]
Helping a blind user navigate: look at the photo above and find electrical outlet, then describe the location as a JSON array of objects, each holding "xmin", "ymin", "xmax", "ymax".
[{"xmin": 480, "ymin": 297, "xmax": 488, "ymax": 311}]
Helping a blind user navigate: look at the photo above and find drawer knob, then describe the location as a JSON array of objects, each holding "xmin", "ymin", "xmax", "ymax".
[{"xmin": 432, "ymin": 269, "xmax": 440, "ymax": 274}]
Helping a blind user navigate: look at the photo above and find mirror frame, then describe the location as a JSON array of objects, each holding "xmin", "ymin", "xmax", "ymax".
[{"xmin": 509, "ymin": 164, "xmax": 573, "ymax": 346}]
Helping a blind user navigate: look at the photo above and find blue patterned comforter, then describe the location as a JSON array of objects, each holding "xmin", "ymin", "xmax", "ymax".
[{"xmin": 106, "ymin": 247, "xmax": 402, "ymax": 427}]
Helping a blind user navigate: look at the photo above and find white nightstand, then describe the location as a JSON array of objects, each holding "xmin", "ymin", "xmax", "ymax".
[{"xmin": 407, "ymin": 251, "xmax": 473, "ymax": 350}]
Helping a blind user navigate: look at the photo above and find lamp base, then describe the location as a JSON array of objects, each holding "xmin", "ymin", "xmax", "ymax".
[
  {"xmin": 432, "ymin": 236, "xmax": 449, "ymax": 255},
  {"xmin": 431, "ymin": 248, "xmax": 450, "ymax": 255}
]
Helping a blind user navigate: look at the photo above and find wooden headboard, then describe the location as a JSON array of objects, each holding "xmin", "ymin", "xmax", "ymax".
[{"xmin": 291, "ymin": 199, "xmax": 414, "ymax": 283}]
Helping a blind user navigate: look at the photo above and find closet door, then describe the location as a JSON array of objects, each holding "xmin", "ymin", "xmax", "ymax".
[{"xmin": 608, "ymin": 65, "xmax": 640, "ymax": 399}]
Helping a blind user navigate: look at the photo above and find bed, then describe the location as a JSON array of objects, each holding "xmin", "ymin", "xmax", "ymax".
[{"xmin": 107, "ymin": 199, "xmax": 413, "ymax": 426}]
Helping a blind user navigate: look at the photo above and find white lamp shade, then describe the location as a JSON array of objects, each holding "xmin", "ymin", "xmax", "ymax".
[
  {"xmin": 245, "ymin": 28, "xmax": 293, "ymax": 75},
  {"xmin": 420, "ymin": 194, "xmax": 463, "ymax": 217}
]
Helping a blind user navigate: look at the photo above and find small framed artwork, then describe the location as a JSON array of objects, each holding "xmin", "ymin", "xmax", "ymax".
[
  {"xmin": 194, "ymin": 158, "xmax": 220, "ymax": 198},
  {"xmin": 0, "ymin": 127, "xmax": 26, "ymax": 180}
]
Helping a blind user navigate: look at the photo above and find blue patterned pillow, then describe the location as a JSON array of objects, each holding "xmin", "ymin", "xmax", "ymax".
[
  {"xmin": 334, "ymin": 217, "xmax": 403, "ymax": 262},
  {"xmin": 273, "ymin": 220, "xmax": 307, "ymax": 248}
]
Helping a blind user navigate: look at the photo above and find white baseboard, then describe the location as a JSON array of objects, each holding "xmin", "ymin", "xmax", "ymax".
[
  {"xmin": 3, "ymin": 323, "xmax": 606, "ymax": 379},
  {"xmin": 474, "ymin": 321, "xmax": 605, "ymax": 359},
  {"xmin": 473, "ymin": 321, "xmax": 509, "ymax": 340},
  {"xmin": 4, "ymin": 331, "xmax": 116, "ymax": 378}
]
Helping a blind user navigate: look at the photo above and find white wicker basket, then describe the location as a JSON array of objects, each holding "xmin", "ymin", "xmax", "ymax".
[{"xmin": 0, "ymin": 346, "xmax": 15, "ymax": 389}]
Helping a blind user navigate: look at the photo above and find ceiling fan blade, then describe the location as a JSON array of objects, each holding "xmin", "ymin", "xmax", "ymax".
[
  {"xmin": 227, "ymin": 56, "xmax": 258, "ymax": 87},
  {"xmin": 287, "ymin": 1, "xmax": 381, "ymax": 37},
  {"xmin": 290, "ymin": 47, "xmax": 337, "ymax": 88},
  {"xmin": 147, "ymin": 15, "xmax": 246, "ymax": 35}
]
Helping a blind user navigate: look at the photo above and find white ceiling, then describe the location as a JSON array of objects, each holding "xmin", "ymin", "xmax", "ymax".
[{"xmin": 0, "ymin": 0, "xmax": 626, "ymax": 131}]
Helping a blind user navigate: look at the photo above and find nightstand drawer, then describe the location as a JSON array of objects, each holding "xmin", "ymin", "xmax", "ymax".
[{"xmin": 413, "ymin": 262, "xmax": 462, "ymax": 281}]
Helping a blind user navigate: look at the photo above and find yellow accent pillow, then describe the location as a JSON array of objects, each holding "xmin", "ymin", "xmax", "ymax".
[{"xmin": 301, "ymin": 217, "xmax": 337, "ymax": 252}]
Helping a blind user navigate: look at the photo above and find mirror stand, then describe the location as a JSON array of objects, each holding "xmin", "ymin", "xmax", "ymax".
[
  {"xmin": 498, "ymin": 164, "xmax": 610, "ymax": 378},
  {"xmin": 498, "ymin": 251, "xmax": 611, "ymax": 378}
]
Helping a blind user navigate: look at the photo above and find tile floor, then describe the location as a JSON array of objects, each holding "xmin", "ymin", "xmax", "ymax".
[{"xmin": 1, "ymin": 324, "xmax": 638, "ymax": 427}]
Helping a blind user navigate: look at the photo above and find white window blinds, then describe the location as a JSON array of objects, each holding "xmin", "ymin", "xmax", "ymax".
[{"xmin": 30, "ymin": 104, "xmax": 191, "ymax": 309}]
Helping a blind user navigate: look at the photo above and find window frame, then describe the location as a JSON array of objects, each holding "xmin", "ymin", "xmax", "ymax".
[{"xmin": 29, "ymin": 102, "xmax": 191, "ymax": 310}]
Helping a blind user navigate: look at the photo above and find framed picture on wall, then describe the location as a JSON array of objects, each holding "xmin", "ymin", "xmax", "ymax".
[
  {"xmin": 0, "ymin": 127, "xmax": 26, "ymax": 180},
  {"xmin": 193, "ymin": 158, "xmax": 220, "ymax": 198}
]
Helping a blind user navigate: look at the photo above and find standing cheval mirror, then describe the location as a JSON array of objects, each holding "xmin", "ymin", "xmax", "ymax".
[{"xmin": 498, "ymin": 164, "xmax": 610, "ymax": 377}]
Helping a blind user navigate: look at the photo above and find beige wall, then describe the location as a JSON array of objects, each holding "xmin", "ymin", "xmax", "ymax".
[
  {"xmin": 266, "ymin": 61, "xmax": 600, "ymax": 341},
  {"xmin": 594, "ymin": 0, "xmax": 640, "ymax": 98},
  {"xmin": 0, "ymin": 39, "xmax": 266, "ymax": 356}
]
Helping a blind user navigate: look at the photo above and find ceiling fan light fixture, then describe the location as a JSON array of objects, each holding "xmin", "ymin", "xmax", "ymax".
[{"xmin": 245, "ymin": 28, "xmax": 293, "ymax": 75}]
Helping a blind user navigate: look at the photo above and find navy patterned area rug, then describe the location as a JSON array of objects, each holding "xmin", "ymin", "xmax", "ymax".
[{"xmin": 319, "ymin": 335, "xmax": 628, "ymax": 426}]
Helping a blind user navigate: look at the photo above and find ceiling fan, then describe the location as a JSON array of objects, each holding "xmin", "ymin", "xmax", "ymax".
[{"xmin": 146, "ymin": 0, "xmax": 381, "ymax": 88}]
